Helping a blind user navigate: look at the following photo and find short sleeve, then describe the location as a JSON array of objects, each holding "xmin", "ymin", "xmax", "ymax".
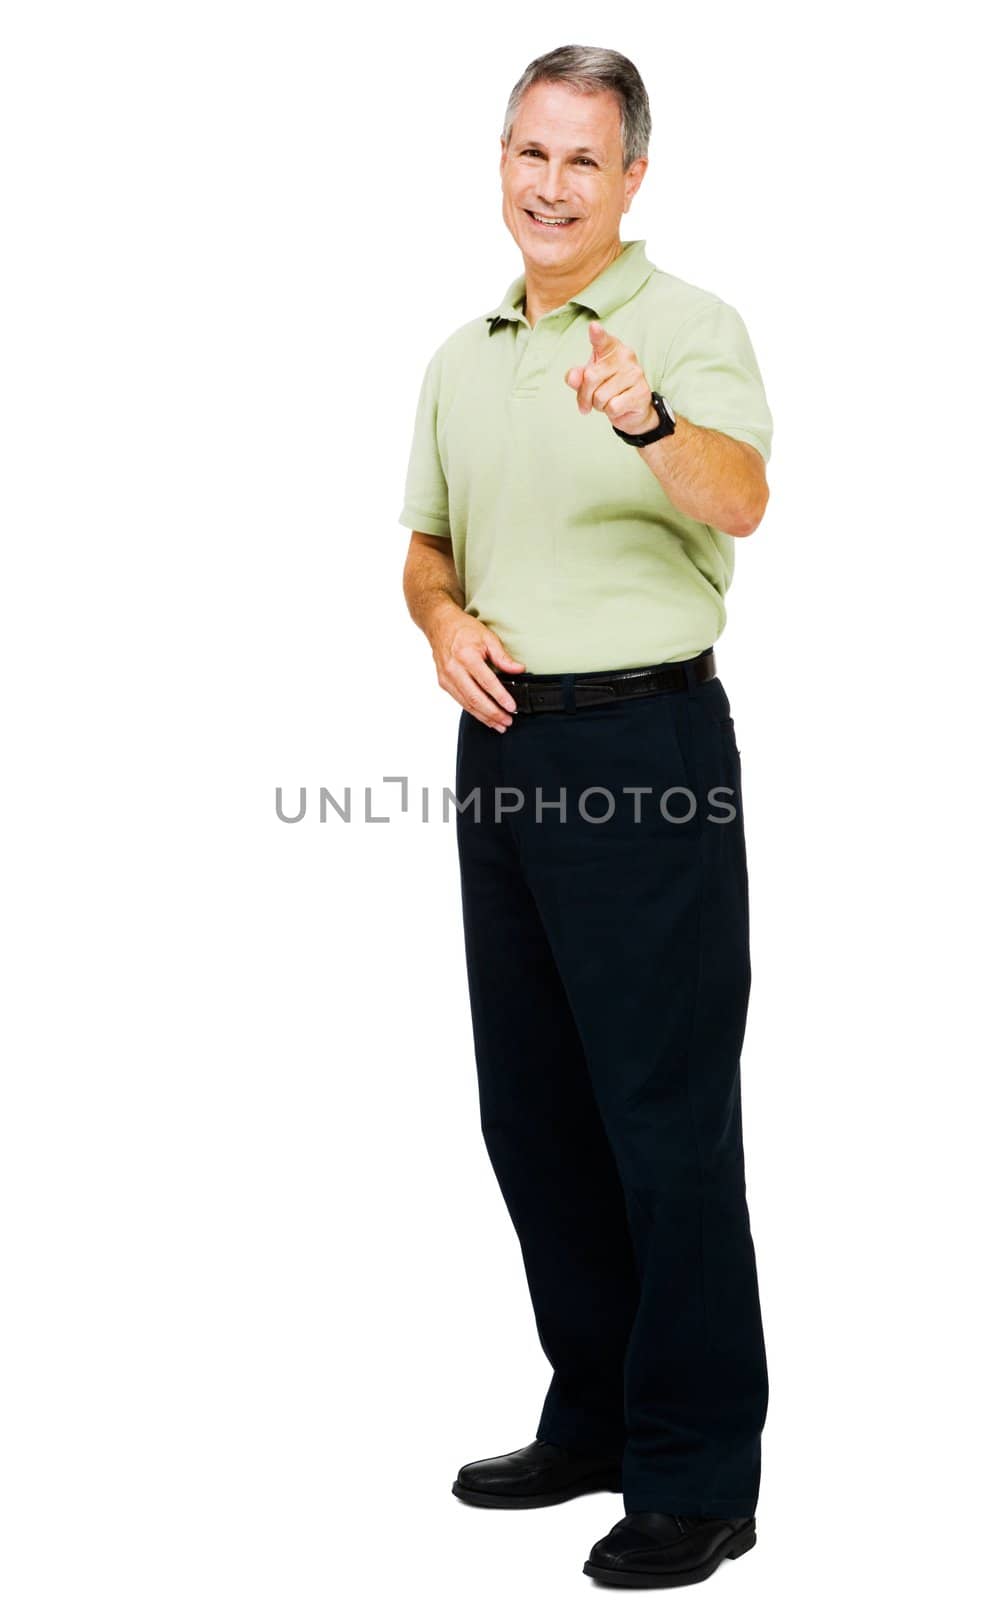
[
  {"xmin": 659, "ymin": 299, "xmax": 773, "ymax": 464},
  {"xmin": 398, "ymin": 346, "xmax": 451, "ymax": 537}
]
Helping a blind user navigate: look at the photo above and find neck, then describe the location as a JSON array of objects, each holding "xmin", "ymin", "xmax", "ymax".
[{"xmin": 523, "ymin": 238, "xmax": 625, "ymax": 328}]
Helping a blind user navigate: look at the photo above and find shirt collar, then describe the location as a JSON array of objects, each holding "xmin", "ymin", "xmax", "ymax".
[{"xmin": 485, "ymin": 239, "xmax": 655, "ymax": 331}]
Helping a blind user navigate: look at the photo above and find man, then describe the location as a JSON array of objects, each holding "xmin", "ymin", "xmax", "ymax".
[{"xmin": 398, "ymin": 44, "xmax": 772, "ymax": 1590}]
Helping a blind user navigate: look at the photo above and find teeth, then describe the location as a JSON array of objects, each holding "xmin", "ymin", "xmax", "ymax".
[{"xmin": 531, "ymin": 213, "xmax": 574, "ymax": 226}]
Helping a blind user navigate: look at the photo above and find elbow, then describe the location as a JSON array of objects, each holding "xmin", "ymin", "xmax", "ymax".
[{"xmin": 732, "ymin": 480, "xmax": 769, "ymax": 539}]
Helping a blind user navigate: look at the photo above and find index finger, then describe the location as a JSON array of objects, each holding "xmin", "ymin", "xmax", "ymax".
[{"xmin": 588, "ymin": 320, "xmax": 620, "ymax": 357}]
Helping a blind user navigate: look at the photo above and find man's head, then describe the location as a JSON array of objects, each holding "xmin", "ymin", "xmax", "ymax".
[{"xmin": 499, "ymin": 45, "xmax": 651, "ymax": 281}]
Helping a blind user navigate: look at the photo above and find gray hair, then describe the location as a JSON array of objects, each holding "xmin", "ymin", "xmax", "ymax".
[{"xmin": 501, "ymin": 44, "xmax": 652, "ymax": 170}]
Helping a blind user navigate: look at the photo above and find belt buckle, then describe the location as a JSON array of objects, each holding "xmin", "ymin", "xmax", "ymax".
[{"xmin": 521, "ymin": 681, "xmax": 542, "ymax": 715}]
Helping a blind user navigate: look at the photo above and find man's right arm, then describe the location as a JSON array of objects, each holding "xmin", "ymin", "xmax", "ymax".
[{"xmin": 402, "ymin": 531, "xmax": 523, "ymax": 733}]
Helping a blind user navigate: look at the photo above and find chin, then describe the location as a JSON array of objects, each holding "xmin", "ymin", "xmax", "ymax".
[{"xmin": 522, "ymin": 223, "xmax": 583, "ymax": 252}]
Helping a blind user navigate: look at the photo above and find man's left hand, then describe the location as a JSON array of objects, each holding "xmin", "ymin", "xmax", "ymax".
[{"xmin": 564, "ymin": 321, "xmax": 658, "ymax": 435}]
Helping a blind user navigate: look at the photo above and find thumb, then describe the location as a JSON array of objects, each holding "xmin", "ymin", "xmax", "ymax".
[{"xmin": 485, "ymin": 634, "xmax": 525, "ymax": 673}]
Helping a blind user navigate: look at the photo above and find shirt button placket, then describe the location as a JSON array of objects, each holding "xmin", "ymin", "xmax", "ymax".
[{"xmin": 512, "ymin": 310, "xmax": 571, "ymax": 400}]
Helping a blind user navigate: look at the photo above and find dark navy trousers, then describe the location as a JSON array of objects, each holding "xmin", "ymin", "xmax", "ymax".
[{"xmin": 454, "ymin": 652, "xmax": 768, "ymax": 1516}]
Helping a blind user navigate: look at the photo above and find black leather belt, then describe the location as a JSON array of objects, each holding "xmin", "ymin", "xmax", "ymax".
[{"xmin": 494, "ymin": 648, "xmax": 717, "ymax": 715}]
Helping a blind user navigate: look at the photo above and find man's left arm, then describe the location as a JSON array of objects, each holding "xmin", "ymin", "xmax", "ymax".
[{"xmin": 565, "ymin": 301, "xmax": 773, "ymax": 538}]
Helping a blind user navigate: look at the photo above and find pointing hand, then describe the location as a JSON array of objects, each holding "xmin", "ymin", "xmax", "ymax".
[{"xmin": 564, "ymin": 321, "xmax": 658, "ymax": 435}]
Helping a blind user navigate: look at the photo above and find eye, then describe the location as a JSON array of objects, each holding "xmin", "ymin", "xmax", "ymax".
[
  {"xmin": 576, "ymin": 157, "xmax": 596, "ymax": 166},
  {"xmin": 521, "ymin": 148, "xmax": 544, "ymax": 159}
]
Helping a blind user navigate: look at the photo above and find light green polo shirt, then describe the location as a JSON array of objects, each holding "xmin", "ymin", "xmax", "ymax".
[{"xmin": 398, "ymin": 239, "xmax": 772, "ymax": 673}]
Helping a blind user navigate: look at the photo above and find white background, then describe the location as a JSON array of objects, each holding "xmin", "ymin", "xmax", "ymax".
[{"xmin": 2, "ymin": 2, "xmax": 1001, "ymax": 1595}]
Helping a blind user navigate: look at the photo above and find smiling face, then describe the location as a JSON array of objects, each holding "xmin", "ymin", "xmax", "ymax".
[{"xmin": 500, "ymin": 79, "xmax": 648, "ymax": 297}]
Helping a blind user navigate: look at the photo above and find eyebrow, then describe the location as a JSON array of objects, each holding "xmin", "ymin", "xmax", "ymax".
[{"xmin": 517, "ymin": 142, "xmax": 604, "ymax": 158}]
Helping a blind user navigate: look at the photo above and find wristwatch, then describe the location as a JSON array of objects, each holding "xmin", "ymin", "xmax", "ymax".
[{"xmin": 612, "ymin": 390, "xmax": 676, "ymax": 446}]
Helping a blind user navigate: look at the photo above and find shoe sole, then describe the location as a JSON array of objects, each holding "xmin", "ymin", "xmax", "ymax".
[
  {"xmin": 582, "ymin": 1523, "xmax": 756, "ymax": 1587},
  {"xmin": 452, "ymin": 1466, "xmax": 622, "ymax": 1508}
]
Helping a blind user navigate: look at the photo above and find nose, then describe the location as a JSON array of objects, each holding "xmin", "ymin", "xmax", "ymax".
[{"xmin": 536, "ymin": 158, "xmax": 571, "ymax": 208}]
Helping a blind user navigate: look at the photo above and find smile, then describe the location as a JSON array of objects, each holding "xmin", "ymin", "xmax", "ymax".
[{"xmin": 525, "ymin": 210, "xmax": 579, "ymax": 229}]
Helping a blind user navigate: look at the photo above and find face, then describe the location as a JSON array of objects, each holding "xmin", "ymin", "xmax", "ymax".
[{"xmin": 500, "ymin": 80, "xmax": 647, "ymax": 280}]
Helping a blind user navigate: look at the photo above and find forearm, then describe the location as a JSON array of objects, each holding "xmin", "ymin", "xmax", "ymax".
[
  {"xmin": 403, "ymin": 535, "xmax": 467, "ymax": 645},
  {"xmin": 636, "ymin": 413, "xmax": 769, "ymax": 539}
]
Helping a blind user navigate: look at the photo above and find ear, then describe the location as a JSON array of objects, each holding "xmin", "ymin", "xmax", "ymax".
[
  {"xmin": 623, "ymin": 156, "xmax": 649, "ymax": 211},
  {"xmin": 499, "ymin": 137, "xmax": 507, "ymax": 178}
]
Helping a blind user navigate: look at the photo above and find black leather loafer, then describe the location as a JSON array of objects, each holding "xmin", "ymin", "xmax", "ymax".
[
  {"xmin": 583, "ymin": 1512, "xmax": 756, "ymax": 1587},
  {"xmin": 452, "ymin": 1438, "xmax": 623, "ymax": 1508}
]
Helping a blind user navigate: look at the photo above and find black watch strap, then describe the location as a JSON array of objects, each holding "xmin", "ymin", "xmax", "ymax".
[{"xmin": 612, "ymin": 390, "xmax": 677, "ymax": 446}]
